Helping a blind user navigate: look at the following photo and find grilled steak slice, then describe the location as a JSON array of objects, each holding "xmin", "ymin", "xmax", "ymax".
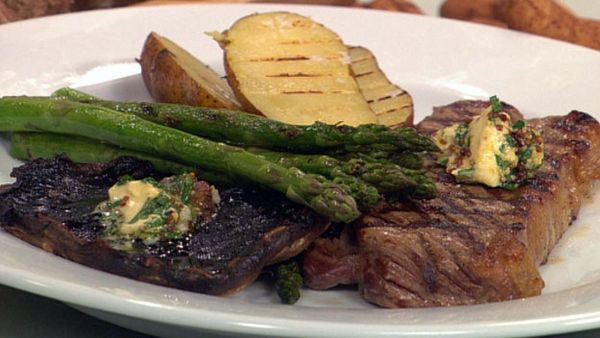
[
  {"xmin": 303, "ymin": 101, "xmax": 527, "ymax": 292},
  {"xmin": 0, "ymin": 156, "xmax": 328, "ymax": 295},
  {"xmin": 303, "ymin": 225, "xmax": 360, "ymax": 290},
  {"xmin": 358, "ymin": 102, "xmax": 600, "ymax": 308}
]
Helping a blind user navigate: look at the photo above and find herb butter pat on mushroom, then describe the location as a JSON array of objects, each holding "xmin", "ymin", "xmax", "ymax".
[
  {"xmin": 97, "ymin": 173, "xmax": 219, "ymax": 248},
  {"xmin": 434, "ymin": 96, "xmax": 544, "ymax": 189}
]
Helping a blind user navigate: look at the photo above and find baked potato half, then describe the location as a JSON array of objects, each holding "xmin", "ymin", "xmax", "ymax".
[
  {"xmin": 212, "ymin": 12, "xmax": 378, "ymax": 126},
  {"xmin": 140, "ymin": 32, "xmax": 242, "ymax": 110},
  {"xmin": 348, "ymin": 46, "xmax": 414, "ymax": 128}
]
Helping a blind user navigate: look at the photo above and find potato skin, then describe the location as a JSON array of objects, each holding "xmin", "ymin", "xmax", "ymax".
[{"xmin": 140, "ymin": 32, "xmax": 242, "ymax": 110}]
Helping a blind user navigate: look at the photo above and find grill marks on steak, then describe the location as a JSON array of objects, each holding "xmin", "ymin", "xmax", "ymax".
[
  {"xmin": 0, "ymin": 156, "xmax": 328, "ymax": 295},
  {"xmin": 357, "ymin": 101, "xmax": 600, "ymax": 307}
]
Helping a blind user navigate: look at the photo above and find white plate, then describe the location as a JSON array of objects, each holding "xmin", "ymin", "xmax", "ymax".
[{"xmin": 1, "ymin": 4, "xmax": 600, "ymax": 338}]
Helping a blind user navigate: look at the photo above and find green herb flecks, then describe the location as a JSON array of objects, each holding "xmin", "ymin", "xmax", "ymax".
[
  {"xmin": 504, "ymin": 134, "xmax": 517, "ymax": 148},
  {"xmin": 517, "ymin": 147, "xmax": 533, "ymax": 163},
  {"xmin": 161, "ymin": 174, "xmax": 195, "ymax": 205},
  {"xmin": 500, "ymin": 180, "xmax": 520, "ymax": 190},
  {"xmin": 495, "ymin": 154, "xmax": 512, "ymax": 171},
  {"xmin": 142, "ymin": 177, "xmax": 160, "ymax": 187},
  {"xmin": 454, "ymin": 123, "xmax": 469, "ymax": 147},
  {"xmin": 128, "ymin": 194, "xmax": 172, "ymax": 225},
  {"xmin": 513, "ymin": 120, "xmax": 526, "ymax": 130},
  {"xmin": 490, "ymin": 95, "xmax": 502, "ymax": 113},
  {"xmin": 178, "ymin": 175, "xmax": 194, "ymax": 204},
  {"xmin": 457, "ymin": 167, "xmax": 475, "ymax": 179},
  {"xmin": 117, "ymin": 175, "xmax": 134, "ymax": 186}
]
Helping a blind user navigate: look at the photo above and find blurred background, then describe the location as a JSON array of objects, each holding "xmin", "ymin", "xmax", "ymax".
[{"xmin": 2, "ymin": 0, "xmax": 599, "ymax": 51}]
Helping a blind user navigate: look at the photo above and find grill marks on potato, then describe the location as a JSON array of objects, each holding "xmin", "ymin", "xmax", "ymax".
[
  {"xmin": 348, "ymin": 46, "xmax": 414, "ymax": 128},
  {"xmin": 248, "ymin": 56, "xmax": 312, "ymax": 62},
  {"xmin": 266, "ymin": 73, "xmax": 332, "ymax": 78},
  {"xmin": 219, "ymin": 12, "xmax": 378, "ymax": 126}
]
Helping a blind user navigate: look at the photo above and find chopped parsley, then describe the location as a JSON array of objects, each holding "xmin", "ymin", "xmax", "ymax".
[
  {"xmin": 117, "ymin": 175, "xmax": 134, "ymax": 186},
  {"xmin": 500, "ymin": 181, "xmax": 520, "ymax": 190},
  {"xmin": 504, "ymin": 134, "xmax": 517, "ymax": 147},
  {"xmin": 436, "ymin": 157, "xmax": 449, "ymax": 166},
  {"xmin": 517, "ymin": 147, "xmax": 533, "ymax": 163},
  {"xmin": 513, "ymin": 120, "xmax": 526, "ymax": 130},
  {"xmin": 490, "ymin": 95, "xmax": 502, "ymax": 113},
  {"xmin": 433, "ymin": 97, "xmax": 544, "ymax": 190},
  {"xmin": 457, "ymin": 167, "xmax": 475, "ymax": 178},
  {"xmin": 142, "ymin": 177, "xmax": 160, "ymax": 186},
  {"xmin": 454, "ymin": 123, "xmax": 469, "ymax": 146},
  {"xmin": 97, "ymin": 173, "xmax": 209, "ymax": 249},
  {"xmin": 161, "ymin": 173, "xmax": 195, "ymax": 204},
  {"xmin": 127, "ymin": 193, "xmax": 172, "ymax": 225},
  {"xmin": 495, "ymin": 154, "xmax": 512, "ymax": 171}
]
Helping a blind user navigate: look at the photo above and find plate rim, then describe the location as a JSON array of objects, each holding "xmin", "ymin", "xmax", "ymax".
[{"xmin": 1, "ymin": 4, "xmax": 600, "ymax": 338}]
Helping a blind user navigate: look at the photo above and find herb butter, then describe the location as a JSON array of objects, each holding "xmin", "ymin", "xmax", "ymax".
[
  {"xmin": 107, "ymin": 180, "xmax": 163, "ymax": 235},
  {"xmin": 97, "ymin": 173, "xmax": 209, "ymax": 248},
  {"xmin": 434, "ymin": 96, "xmax": 544, "ymax": 189}
]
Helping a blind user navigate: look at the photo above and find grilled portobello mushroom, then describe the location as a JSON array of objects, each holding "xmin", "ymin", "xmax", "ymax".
[{"xmin": 0, "ymin": 156, "xmax": 329, "ymax": 295}]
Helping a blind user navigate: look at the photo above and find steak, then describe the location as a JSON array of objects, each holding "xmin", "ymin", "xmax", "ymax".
[
  {"xmin": 304, "ymin": 101, "xmax": 600, "ymax": 307},
  {"xmin": 303, "ymin": 224, "xmax": 360, "ymax": 290},
  {"xmin": 0, "ymin": 156, "xmax": 328, "ymax": 295}
]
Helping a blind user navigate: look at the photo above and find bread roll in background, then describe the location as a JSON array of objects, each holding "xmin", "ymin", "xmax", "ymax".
[
  {"xmin": 353, "ymin": 0, "xmax": 423, "ymax": 14},
  {"xmin": 0, "ymin": 0, "xmax": 141, "ymax": 23},
  {"xmin": 499, "ymin": 0, "xmax": 600, "ymax": 51},
  {"xmin": 440, "ymin": 0, "xmax": 501, "ymax": 21},
  {"xmin": 0, "ymin": 0, "xmax": 71, "ymax": 23},
  {"xmin": 440, "ymin": 0, "xmax": 600, "ymax": 51}
]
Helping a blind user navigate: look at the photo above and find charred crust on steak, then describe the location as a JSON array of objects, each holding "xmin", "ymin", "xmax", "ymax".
[{"xmin": 0, "ymin": 156, "xmax": 329, "ymax": 295}]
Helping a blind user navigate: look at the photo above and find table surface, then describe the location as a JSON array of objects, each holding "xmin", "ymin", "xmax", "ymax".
[{"xmin": 2, "ymin": 1, "xmax": 600, "ymax": 338}]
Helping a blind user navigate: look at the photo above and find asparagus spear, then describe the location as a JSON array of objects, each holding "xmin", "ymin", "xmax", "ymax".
[
  {"xmin": 0, "ymin": 97, "xmax": 359, "ymax": 223},
  {"xmin": 10, "ymin": 133, "xmax": 236, "ymax": 186},
  {"xmin": 249, "ymin": 148, "xmax": 436, "ymax": 199},
  {"xmin": 327, "ymin": 145, "xmax": 424, "ymax": 170},
  {"xmin": 273, "ymin": 260, "xmax": 303, "ymax": 305},
  {"xmin": 10, "ymin": 132, "xmax": 379, "ymax": 207},
  {"xmin": 51, "ymin": 87, "xmax": 438, "ymax": 153},
  {"xmin": 249, "ymin": 149, "xmax": 381, "ymax": 207}
]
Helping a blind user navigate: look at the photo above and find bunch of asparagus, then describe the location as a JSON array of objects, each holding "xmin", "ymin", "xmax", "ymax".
[{"xmin": 1, "ymin": 88, "xmax": 437, "ymax": 223}]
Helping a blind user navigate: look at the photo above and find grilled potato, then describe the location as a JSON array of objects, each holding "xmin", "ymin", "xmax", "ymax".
[
  {"xmin": 213, "ymin": 12, "xmax": 378, "ymax": 126},
  {"xmin": 140, "ymin": 32, "xmax": 242, "ymax": 110},
  {"xmin": 348, "ymin": 46, "xmax": 414, "ymax": 128}
]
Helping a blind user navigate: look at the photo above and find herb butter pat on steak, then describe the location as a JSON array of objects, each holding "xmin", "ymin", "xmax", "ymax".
[{"xmin": 434, "ymin": 97, "xmax": 544, "ymax": 189}]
